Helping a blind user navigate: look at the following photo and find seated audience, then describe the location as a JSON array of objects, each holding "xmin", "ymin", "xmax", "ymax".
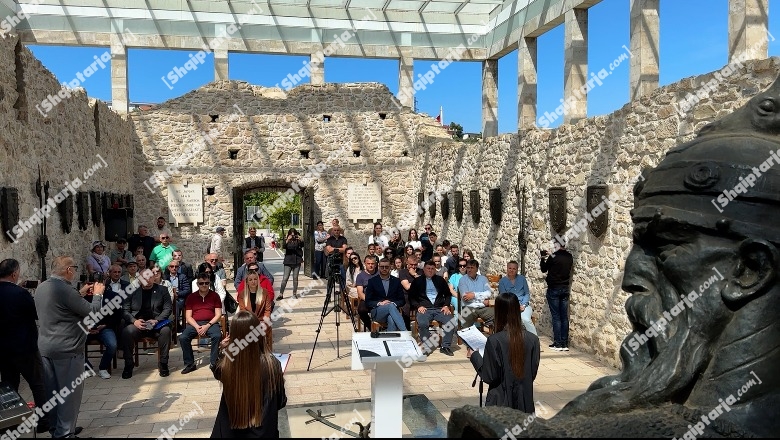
[
  {"xmin": 88, "ymin": 265, "xmax": 127, "ymax": 379},
  {"xmin": 86, "ymin": 240, "xmax": 111, "ymax": 277},
  {"xmin": 498, "ymin": 260, "xmax": 538, "ymax": 336},
  {"xmin": 409, "ymin": 261, "xmax": 457, "ymax": 356},
  {"xmin": 458, "ymin": 260, "xmax": 494, "ymax": 328},
  {"xmin": 236, "ymin": 271, "xmax": 273, "ymax": 349}
]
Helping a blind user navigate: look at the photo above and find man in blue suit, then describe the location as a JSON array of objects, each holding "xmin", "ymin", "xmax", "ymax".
[{"xmin": 364, "ymin": 258, "xmax": 406, "ymax": 331}]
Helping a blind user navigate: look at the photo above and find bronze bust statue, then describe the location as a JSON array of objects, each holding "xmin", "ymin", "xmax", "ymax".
[{"xmin": 449, "ymin": 75, "xmax": 780, "ymax": 438}]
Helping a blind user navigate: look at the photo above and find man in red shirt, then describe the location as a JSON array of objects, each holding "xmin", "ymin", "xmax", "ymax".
[{"xmin": 179, "ymin": 273, "xmax": 223, "ymax": 373}]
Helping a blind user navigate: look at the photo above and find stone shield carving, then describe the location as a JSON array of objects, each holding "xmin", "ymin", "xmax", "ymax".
[
  {"xmin": 587, "ymin": 184, "xmax": 609, "ymax": 238},
  {"xmin": 454, "ymin": 191, "xmax": 463, "ymax": 222},
  {"xmin": 418, "ymin": 192, "xmax": 425, "ymax": 217},
  {"xmin": 441, "ymin": 193, "xmax": 450, "ymax": 220},
  {"xmin": 429, "ymin": 192, "xmax": 436, "ymax": 219},
  {"xmin": 90, "ymin": 191, "xmax": 101, "ymax": 227},
  {"xmin": 1, "ymin": 187, "xmax": 19, "ymax": 242},
  {"xmin": 489, "ymin": 188, "xmax": 502, "ymax": 225},
  {"xmin": 59, "ymin": 194, "xmax": 74, "ymax": 234},
  {"xmin": 470, "ymin": 189, "xmax": 480, "ymax": 223},
  {"xmin": 548, "ymin": 187, "xmax": 567, "ymax": 234},
  {"xmin": 76, "ymin": 192, "xmax": 89, "ymax": 231}
]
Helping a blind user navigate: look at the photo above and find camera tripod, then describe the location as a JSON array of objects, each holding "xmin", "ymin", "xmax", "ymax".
[{"xmin": 307, "ymin": 262, "xmax": 359, "ymax": 371}]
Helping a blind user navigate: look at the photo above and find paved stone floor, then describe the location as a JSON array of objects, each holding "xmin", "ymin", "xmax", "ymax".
[{"xmin": 16, "ymin": 250, "xmax": 619, "ymax": 438}]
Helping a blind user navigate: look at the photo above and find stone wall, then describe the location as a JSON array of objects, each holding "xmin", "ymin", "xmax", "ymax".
[
  {"xmin": 0, "ymin": 36, "xmax": 136, "ymax": 280},
  {"xmin": 130, "ymin": 81, "xmax": 451, "ymax": 273},
  {"xmin": 415, "ymin": 57, "xmax": 780, "ymax": 367}
]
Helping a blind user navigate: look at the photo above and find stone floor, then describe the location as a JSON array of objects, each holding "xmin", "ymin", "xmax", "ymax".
[{"xmin": 15, "ymin": 250, "xmax": 619, "ymax": 438}]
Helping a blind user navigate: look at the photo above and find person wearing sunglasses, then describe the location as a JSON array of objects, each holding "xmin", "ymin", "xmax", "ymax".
[
  {"xmin": 344, "ymin": 253, "xmax": 364, "ymax": 301},
  {"xmin": 180, "ymin": 273, "xmax": 223, "ymax": 374},
  {"xmin": 364, "ymin": 258, "xmax": 406, "ymax": 331},
  {"xmin": 150, "ymin": 233, "xmax": 177, "ymax": 272},
  {"xmin": 448, "ymin": 258, "xmax": 468, "ymax": 319}
]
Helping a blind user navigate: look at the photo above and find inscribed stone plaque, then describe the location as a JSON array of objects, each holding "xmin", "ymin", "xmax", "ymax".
[
  {"xmin": 167, "ymin": 184, "xmax": 203, "ymax": 224},
  {"xmin": 348, "ymin": 183, "xmax": 382, "ymax": 221}
]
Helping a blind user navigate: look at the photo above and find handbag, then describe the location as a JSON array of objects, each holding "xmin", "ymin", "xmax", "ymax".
[{"xmin": 224, "ymin": 292, "xmax": 238, "ymax": 314}]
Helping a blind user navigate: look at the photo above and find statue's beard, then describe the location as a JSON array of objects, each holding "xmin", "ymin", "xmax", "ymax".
[{"xmin": 561, "ymin": 284, "xmax": 713, "ymax": 415}]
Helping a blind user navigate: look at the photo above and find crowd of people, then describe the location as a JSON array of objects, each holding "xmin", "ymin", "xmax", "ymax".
[
  {"xmin": 0, "ymin": 214, "xmax": 574, "ymax": 438},
  {"xmin": 0, "ymin": 217, "xmax": 283, "ymax": 438},
  {"xmin": 319, "ymin": 218, "xmax": 574, "ymax": 415}
]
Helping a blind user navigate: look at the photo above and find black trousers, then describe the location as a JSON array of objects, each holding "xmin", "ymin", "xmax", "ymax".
[
  {"xmin": 120, "ymin": 324, "xmax": 172, "ymax": 367},
  {"xmin": 0, "ymin": 349, "xmax": 51, "ymax": 428}
]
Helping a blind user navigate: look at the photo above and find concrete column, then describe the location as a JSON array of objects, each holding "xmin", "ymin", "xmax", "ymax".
[
  {"xmin": 728, "ymin": 0, "xmax": 769, "ymax": 62},
  {"xmin": 629, "ymin": 0, "xmax": 659, "ymax": 101},
  {"xmin": 110, "ymin": 34, "xmax": 128, "ymax": 115},
  {"xmin": 214, "ymin": 49, "xmax": 229, "ymax": 81},
  {"xmin": 398, "ymin": 47, "xmax": 414, "ymax": 109},
  {"xmin": 310, "ymin": 52, "xmax": 324, "ymax": 85},
  {"xmin": 518, "ymin": 36, "xmax": 537, "ymax": 130},
  {"xmin": 482, "ymin": 59, "xmax": 499, "ymax": 137},
  {"xmin": 563, "ymin": 8, "xmax": 588, "ymax": 125}
]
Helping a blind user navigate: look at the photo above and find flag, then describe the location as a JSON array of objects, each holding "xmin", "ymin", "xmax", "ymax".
[{"xmin": 435, "ymin": 114, "xmax": 441, "ymax": 123}]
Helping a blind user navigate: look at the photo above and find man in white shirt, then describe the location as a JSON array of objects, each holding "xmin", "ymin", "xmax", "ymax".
[
  {"xmin": 210, "ymin": 227, "xmax": 225, "ymax": 262},
  {"xmin": 457, "ymin": 260, "xmax": 494, "ymax": 328}
]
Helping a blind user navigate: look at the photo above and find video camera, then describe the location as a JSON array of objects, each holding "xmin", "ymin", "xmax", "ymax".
[{"xmin": 327, "ymin": 251, "xmax": 343, "ymax": 276}]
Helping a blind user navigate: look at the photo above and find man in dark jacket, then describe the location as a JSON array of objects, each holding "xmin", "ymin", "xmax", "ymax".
[
  {"xmin": 0, "ymin": 259, "xmax": 51, "ymax": 433},
  {"xmin": 540, "ymin": 241, "xmax": 574, "ymax": 351},
  {"xmin": 88, "ymin": 264, "xmax": 129, "ymax": 379},
  {"xmin": 364, "ymin": 258, "xmax": 406, "ymax": 331},
  {"xmin": 120, "ymin": 274, "xmax": 172, "ymax": 379},
  {"xmin": 409, "ymin": 261, "xmax": 458, "ymax": 356}
]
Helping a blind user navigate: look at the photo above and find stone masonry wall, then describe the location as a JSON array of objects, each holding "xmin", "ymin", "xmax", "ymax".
[
  {"xmin": 130, "ymin": 81, "xmax": 450, "ymax": 274},
  {"xmin": 416, "ymin": 57, "xmax": 780, "ymax": 368},
  {"xmin": 0, "ymin": 36, "xmax": 136, "ymax": 280}
]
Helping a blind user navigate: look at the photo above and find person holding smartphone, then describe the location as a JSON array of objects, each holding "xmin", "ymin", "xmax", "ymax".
[
  {"xmin": 279, "ymin": 228, "xmax": 304, "ymax": 299},
  {"xmin": 540, "ymin": 241, "xmax": 574, "ymax": 351}
]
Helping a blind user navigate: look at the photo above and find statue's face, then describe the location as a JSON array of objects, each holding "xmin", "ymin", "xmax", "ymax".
[{"xmin": 622, "ymin": 216, "xmax": 735, "ymax": 380}]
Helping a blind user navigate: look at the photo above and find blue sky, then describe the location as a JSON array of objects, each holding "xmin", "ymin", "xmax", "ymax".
[{"xmin": 27, "ymin": 0, "xmax": 780, "ymax": 134}]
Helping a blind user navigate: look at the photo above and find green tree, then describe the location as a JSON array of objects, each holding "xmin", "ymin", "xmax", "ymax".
[
  {"xmin": 449, "ymin": 122, "xmax": 464, "ymax": 139},
  {"xmin": 244, "ymin": 191, "xmax": 301, "ymax": 239}
]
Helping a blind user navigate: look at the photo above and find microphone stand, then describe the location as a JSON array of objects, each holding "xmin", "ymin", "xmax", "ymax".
[{"xmin": 471, "ymin": 372, "xmax": 484, "ymax": 407}]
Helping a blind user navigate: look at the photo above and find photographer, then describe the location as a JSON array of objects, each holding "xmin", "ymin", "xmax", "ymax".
[
  {"xmin": 540, "ymin": 241, "xmax": 574, "ymax": 351},
  {"xmin": 279, "ymin": 228, "xmax": 304, "ymax": 299},
  {"xmin": 325, "ymin": 226, "xmax": 348, "ymax": 284}
]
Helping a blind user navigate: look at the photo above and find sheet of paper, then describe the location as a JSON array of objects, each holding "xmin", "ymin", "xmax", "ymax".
[
  {"xmin": 457, "ymin": 326, "xmax": 488, "ymax": 357},
  {"xmin": 355, "ymin": 339, "xmax": 388, "ymax": 358},
  {"xmin": 273, "ymin": 353, "xmax": 291, "ymax": 373},
  {"xmin": 384, "ymin": 340, "xmax": 419, "ymax": 358}
]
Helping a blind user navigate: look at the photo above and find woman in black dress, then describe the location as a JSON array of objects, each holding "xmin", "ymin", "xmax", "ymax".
[
  {"xmin": 467, "ymin": 292, "xmax": 540, "ymax": 413},
  {"xmin": 211, "ymin": 311, "xmax": 287, "ymax": 438}
]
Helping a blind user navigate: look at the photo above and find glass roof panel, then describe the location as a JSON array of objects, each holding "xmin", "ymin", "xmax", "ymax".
[{"xmin": 13, "ymin": 0, "xmax": 571, "ymax": 56}]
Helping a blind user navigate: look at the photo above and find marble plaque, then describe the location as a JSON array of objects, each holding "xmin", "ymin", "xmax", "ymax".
[
  {"xmin": 348, "ymin": 183, "xmax": 382, "ymax": 221},
  {"xmin": 167, "ymin": 184, "xmax": 203, "ymax": 224}
]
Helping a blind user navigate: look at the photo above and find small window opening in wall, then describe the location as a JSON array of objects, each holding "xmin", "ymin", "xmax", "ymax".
[
  {"xmin": 379, "ymin": 113, "xmax": 387, "ymax": 120},
  {"xmin": 229, "ymin": 149, "xmax": 239, "ymax": 160},
  {"xmin": 402, "ymin": 150, "xmax": 408, "ymax": 157},
  {"xmin": 300, "ymin": 150, "xmax": 310, "ymax": 159},
  {"xmin": 206, "ymin": 187, "xmax": 215, "ymax": 195},
  {"xmin": 353, "ymin": 150, "xmax": 361, "ymax": 158},
  {"xmin": 323, "ymin": 115, "xmax": 331, "ymax": 122},
  {"xmin": 210, "ymin": 115, "xmax": 219, "ymax": 122}
]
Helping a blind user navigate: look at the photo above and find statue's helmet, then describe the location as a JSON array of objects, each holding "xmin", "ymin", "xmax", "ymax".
[{"xmin": 632, "ymin": 74, "xmax": 780, "ymax": 244}]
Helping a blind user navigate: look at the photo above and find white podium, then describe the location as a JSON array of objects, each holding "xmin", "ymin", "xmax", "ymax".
[{"xmin": 351, "ymin": 331, "xmax": 423, "ymax": 438}]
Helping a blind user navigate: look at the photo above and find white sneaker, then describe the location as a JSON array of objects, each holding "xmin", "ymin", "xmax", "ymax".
[{"xmin": 98, "ymin": 370, "xmax": 111, "ymax": 379}]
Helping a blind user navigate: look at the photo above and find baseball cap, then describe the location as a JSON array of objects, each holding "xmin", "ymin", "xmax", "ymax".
[{"xmin": 216, "ymin": 227, "xmax": 226, "ymax": 232}]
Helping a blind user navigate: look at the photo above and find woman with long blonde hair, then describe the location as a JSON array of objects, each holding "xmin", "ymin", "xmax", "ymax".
[
  {"xmin": 211, "ymin": 311, "xmax": 287, "ymax": 438},
  {"xmin": 236, "ymin": 271, "xmax": 273, "ymax": 350}
]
